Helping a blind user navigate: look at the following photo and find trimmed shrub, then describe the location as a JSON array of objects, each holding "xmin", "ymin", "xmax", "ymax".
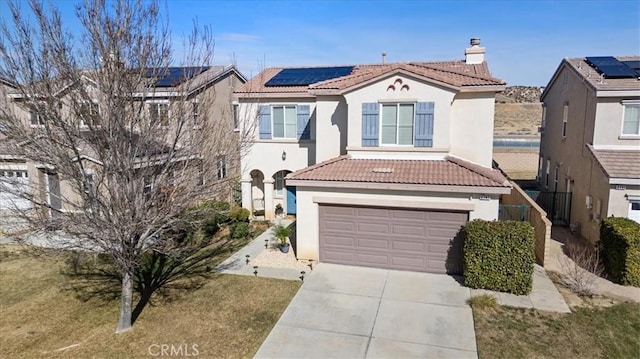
[
  {"xmin": 463, "ymin": 220, "xmax": 535, "ymax": 295},
  {"xmin": 202, "ymin": 216, "xmax": 220, "ymax": 237},
  {"xmin": 600, "ymin": 217, "xmax": 640, "ymax": 287},
  {"xmin": 230, "ymin": 222, "xmax": 250, "ymax": 239},
  {"xmin": 229, "ymin": 207, "xmax": 250, "ymax": 223}
]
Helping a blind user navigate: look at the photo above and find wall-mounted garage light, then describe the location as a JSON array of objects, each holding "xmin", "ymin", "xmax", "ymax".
[{"xmin": 281, "ymin": 150, "xmax": 286, "ymax": 161}]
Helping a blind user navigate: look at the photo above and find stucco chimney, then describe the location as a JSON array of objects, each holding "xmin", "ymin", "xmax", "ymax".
[
  {"xmin": 382, "ymin": 52, "xmax": 387, "ymax": 64},
  {"xmin": 465, "ymin": 38, "xmax": 485, "ymax": 64}
]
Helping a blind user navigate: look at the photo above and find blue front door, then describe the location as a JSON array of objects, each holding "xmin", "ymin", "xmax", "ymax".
[{"xmin": 286, "ymin": 186, "xmax": 297, "ymax": 215}]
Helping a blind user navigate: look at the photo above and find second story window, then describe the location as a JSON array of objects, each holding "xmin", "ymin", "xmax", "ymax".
[
  {"xmin": 258, "ymin": 104, "xmax": 311, "ymax": 140},
  {"xmin": 149, "ymin": 102, "xmax": 169, "ymax": 127},
  {"xmin": 562, "ymin": 103, "xmax": 568, "ymax": 138},
  {"xmin": 233, "ymin": 104, "xmax": 239, "ymax": 129},
  {"xmin": 622, "ymin": 103, "xmax": 640, "ymax": 136},
  {"xmin": 272, "ymin": 105, "xmax": 297, "ymax": 138},
  {"xmin": 30, "ymin": 110, "xmax": 44, "ymax": 127},
  {"xmin": 192, "ymin": 102, "xmax": 200, "ymax": 127},
  {"xmin": 381, "ymin": 103, "xmax": 414, "ymax": 145},
  {"xmin": 216, "ymin": 155, "xmax": 227, "ymax": 180},
  {"xmin": 79, "ymin": 102, "xmax": 100, "ymax": 127}
]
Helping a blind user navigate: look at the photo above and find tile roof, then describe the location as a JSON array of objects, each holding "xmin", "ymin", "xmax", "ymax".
[
  {"xmin": 564, "ymin": 56, "xmax": 640, "ymax": 92},
  {"xmin": 235, "ymin": 60, "xmax": 505, "ymax": 95},
  {"xmin": 588, "ymin": 146, "xmax": 640, "ymax": 179},
  {"xmin": 287, "ymin": 155, "xmax": 510, "ymax": 188}
]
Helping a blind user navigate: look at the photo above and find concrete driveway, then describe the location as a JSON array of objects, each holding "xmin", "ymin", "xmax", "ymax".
[{"xmin": 255, "ymin": 263, "xmax": 477, "ymax": 359}]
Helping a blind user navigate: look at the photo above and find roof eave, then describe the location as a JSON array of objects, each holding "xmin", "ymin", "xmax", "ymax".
[{"xmin": 285, "ymin": 179, "xmax": 511, "ymax": 194}]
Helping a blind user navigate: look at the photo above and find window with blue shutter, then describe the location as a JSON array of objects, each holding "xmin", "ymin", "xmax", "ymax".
[
  {"xmin": 297, "ymin": 105, "xmax": 311, "ymax": 140},
  {"xmin": 362, "ymin": 102, "xmax": 379, "ymax": 147},
  {"xmin": 414, "ymin": 102, "xmax": 434, "ymax": 147},
  {"xmin": 258, "ymin": 105, "xmax": 271, "ymax": 139}
]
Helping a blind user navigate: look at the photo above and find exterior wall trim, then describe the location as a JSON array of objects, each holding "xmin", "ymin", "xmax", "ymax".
[
  {"xmin": 609, "ymin": 178, "xmax": 640, "ymax": 185},
  {"xmin": 312, "ymin": 196, "xmax": 475, "ymax": 211},
  {"xmin": 287, "ymin": 179, "xmax": 511, "ymax": 194}
]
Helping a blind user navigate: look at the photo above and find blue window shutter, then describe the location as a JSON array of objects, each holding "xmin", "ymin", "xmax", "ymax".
[
  {"xmin": 362, "ymin": 102, "xmax": 379, "ymax": 147},
  {"xmin": 414, "ymin": 102, "xmax": 434, "ymax": 147},
  {"xmin": 296, "ymin": 105, "xmax": 311, "ymax": 140},
  {"xmin": 258, "ymin": 105, "xmax": 271, "ymax": 139}
]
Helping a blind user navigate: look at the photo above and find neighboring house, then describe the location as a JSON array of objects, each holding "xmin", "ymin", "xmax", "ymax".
[
  {"xmin": 235, "ymin": 39, "xmax": 511, "ymax": 274},
  {"xmin": 0, "ymin": 65, "xmax": 245, "ymax": 215},
  {"xmin": 538, "ymin": 56, "xmax": 640, "ymax": 243}
]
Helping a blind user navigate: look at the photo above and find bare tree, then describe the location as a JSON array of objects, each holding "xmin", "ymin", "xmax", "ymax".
[{"xmin": 0, "ymin": 0, "xmax": 251, "ymax": 332}]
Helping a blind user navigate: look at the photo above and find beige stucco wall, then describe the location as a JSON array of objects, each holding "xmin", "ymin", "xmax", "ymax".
[
  {"xmin": 238, "ymin": 98, "xmax": 317, "ymax": 180},
  {"xmin": 315, "ymin": 96, "xmax": 347, "ymax": 163},
  {"xmin": 293, "ymin": 186, "xmax": 499, "ymax": 260},
  {"xmin": 540, "ymin": 63, "xmax": 640, "ymax": 243},
  {"xmin": 343, "ymin": 73, "xmax": 456, "ymax": 154},
  {"xmin": 450, "ymin": 93, "xmax": 496, "ymax": 167}
]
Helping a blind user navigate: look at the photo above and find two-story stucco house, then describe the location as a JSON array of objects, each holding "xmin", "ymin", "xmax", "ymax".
[
  {"xmin": 235, "ymin": 39, "xmax": 512, "ymax": 274},
  {"xmin": 538, "ymin": 56, "xmax": 640, "ymax": 243},
  {"xmin": 0, "ymin": 65, "xmax": 245, "ymax": 215}
]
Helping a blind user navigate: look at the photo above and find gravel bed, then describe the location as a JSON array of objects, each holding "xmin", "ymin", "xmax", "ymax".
[{"xmin": 251, "ymin": 243, "xmax": 312, "ymax": 271}]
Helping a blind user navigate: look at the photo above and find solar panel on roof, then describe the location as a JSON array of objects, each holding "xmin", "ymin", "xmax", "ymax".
[
  {"xmin": 265, "ymin": 66, "xmax": 354, "ymax": 87},
  {"xmin": 621, "ymin": 60, "xmax": 640, "ymax": 70},
  {"xmin": 146, "ymin": 66, "xmax": 209, "ymax": 87},
  {"xmin": 585, "ymin": 57, "xmax": 638, "ymax": 78}
]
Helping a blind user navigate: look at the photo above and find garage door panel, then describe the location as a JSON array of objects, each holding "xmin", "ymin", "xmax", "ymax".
[
  {"xmin": 320, "ymin": 204, "xmax": 467, "ymax": 274},
  {"xmin": 357, "ymin": 222, "xmax": 389, "ymax": 234},
  {"xmin": 356, "ymin": 207, "xmax": 390, "ymax": 219},
  {"xmin": 391, "ymin": 224, "xmax": 425, "ymax": 236},
  {"xmin": 356, "ymin": 237, "xmax": 390, "ymax": 250},
  {"xmin": 391, "ymin": 239, "xmax": 426, "ymax": 252},
  {"xmin": 323, "ymin": 234, "xmax": 356, "ymax": 247},
  {"xmin": 322, "ymin": 250, "xmax": 357, "ymax": 263}
]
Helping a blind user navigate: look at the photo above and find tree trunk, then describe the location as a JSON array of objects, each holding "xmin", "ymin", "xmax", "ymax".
[{"xmin": 116, "ymin": 272, "xmax": 133, "ymax": 333}]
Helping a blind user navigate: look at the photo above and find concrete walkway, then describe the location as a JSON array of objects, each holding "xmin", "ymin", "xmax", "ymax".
[
  {"xmin": 255, "ymin": 262, "xmax": 570, "ymax": 359},
  {"xmin": 214, "ymin": 219, "xmax": 304, "ymax": 281}
]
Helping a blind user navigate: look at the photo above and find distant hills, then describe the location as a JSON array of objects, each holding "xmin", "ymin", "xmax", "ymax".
[
  {"xmin": 494, "ymin": 86, "xmax": 543, "ymax": 135},
  {"xmin": 496, "ymin": 86, "xmax": 544, "ymax": 104}
]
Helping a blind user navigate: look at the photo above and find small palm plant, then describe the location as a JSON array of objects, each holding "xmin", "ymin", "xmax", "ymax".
[{"xmin": 272, "ymin": 224, "xmax": 292, "ymax": 253}]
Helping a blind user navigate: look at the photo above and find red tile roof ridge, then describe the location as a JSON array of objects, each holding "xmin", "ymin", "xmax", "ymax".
[
  {"xmin": 286, "ymin": 155, "xmax": 351, "ymax": 179},
  {"xmin": 445, "ymin": 155, "xmax": 510, "ymax": 186},
  {"xmin": 409, "ymin": 62, "xmax": 504, "ymax": 84}
]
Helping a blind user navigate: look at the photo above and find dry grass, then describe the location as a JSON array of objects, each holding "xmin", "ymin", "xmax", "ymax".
[
  {"xmin": 473, "ymin": 302, "xmax": 640, "ymax": 359},
  {"xmin": 0, "ymin": 246, "xmax": 300, "ymax": 358},
  {"xmin": 494, "ymin": 103, "xmax": 542, "ymax": 135}
]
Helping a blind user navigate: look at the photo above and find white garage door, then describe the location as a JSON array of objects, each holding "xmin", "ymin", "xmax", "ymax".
[{"xmin": 0, "ymin": 169, "xmax": 32, "ymax": 210}]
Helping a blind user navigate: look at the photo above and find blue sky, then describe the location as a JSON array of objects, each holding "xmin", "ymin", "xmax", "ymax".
[{"xmin": 2, "ymin": 0, "xmax": 639, "ymax": 85}]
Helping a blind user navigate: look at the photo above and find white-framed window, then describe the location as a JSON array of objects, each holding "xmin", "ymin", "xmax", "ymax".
[
  {"xmin": 562, "ymin": 103, "xmax": 568, "ymax": 138},
  {"xmin": 554, "ymin": 164, "xmax": 559, "ymax": 191},
  {"xmin": 275, "ymin": 171, "xmax": 285, "ymax": 197},
  {"xmin": 545, "ymin": 160, "xmax": 550, "ymax": 188},
  {"xmin": 143, "ymin": 176, "xmax": 153, "ymax": 195},
  {"xmin": 381, "ymin": 103, "xmax": 414, "ymax": 145},
  {"xmin": 272, "ymin": 105, "xmax": 297, "ymax": 138},
  {"xmin": 232, "ymin": 104, "xmax": 239, "ymax": 129},
  {"xmin": 78, "ymin": 101, "xmax": 100, "ymax": 127},
  {"xmin": 30, "ymin": 110, "xmax": 44, "ymax": 127},
  {"xmin": 622, "ymin": 102, "xmax": 640, "ymax": 135},
  {"xmin": 192, "ymin": 101, "xmax": 200, "ymax": 128},
  {"xmin": 540, "ymin": 105, "xmax": 547, "ymax": 133},
  {"xmin": 562, "ymin": 71, "xmax": 569, "ymax": 87},
  {"xmin": 149, "ymin": 102, "xmax": 169, "ymax": 127},
  {"xmin": 537, "ymin": 156, "xmax": 543, "ymax": 182},
  {"xmin": 216, "ymin": 155, "xmax": 227, "ymax": 180}
]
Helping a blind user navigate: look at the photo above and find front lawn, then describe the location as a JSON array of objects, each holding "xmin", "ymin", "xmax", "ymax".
[
  {"xmin": 473, "ymin": 302, "xmax": 640, "ymax": 358},
  {"xmin": 0, "ymin": 245, "xmax": 300, "ymax": 358}
]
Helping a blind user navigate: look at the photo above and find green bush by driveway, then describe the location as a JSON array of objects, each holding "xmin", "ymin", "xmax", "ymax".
[
  {"xmin": 463, "ymin": 220, "xmax": 535, "ymax": 295},
  {"xmin": 600, "ymin": 217, "xmax": 640, "ymax": 287}
]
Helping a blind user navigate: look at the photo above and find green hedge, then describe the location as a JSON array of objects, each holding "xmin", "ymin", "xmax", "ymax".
[
  {"xmin": 600, "ymin": 217, "xmax": 640, "ymax": 287},
  {"xmin": 463, "ymin": 220, "xmax": 535, "ymax": 295}
]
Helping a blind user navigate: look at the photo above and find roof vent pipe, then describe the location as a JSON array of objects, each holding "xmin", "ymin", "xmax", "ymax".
[{"xmin": 382, "ymin": 52, "xmax": 387, "ymax": 64}]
